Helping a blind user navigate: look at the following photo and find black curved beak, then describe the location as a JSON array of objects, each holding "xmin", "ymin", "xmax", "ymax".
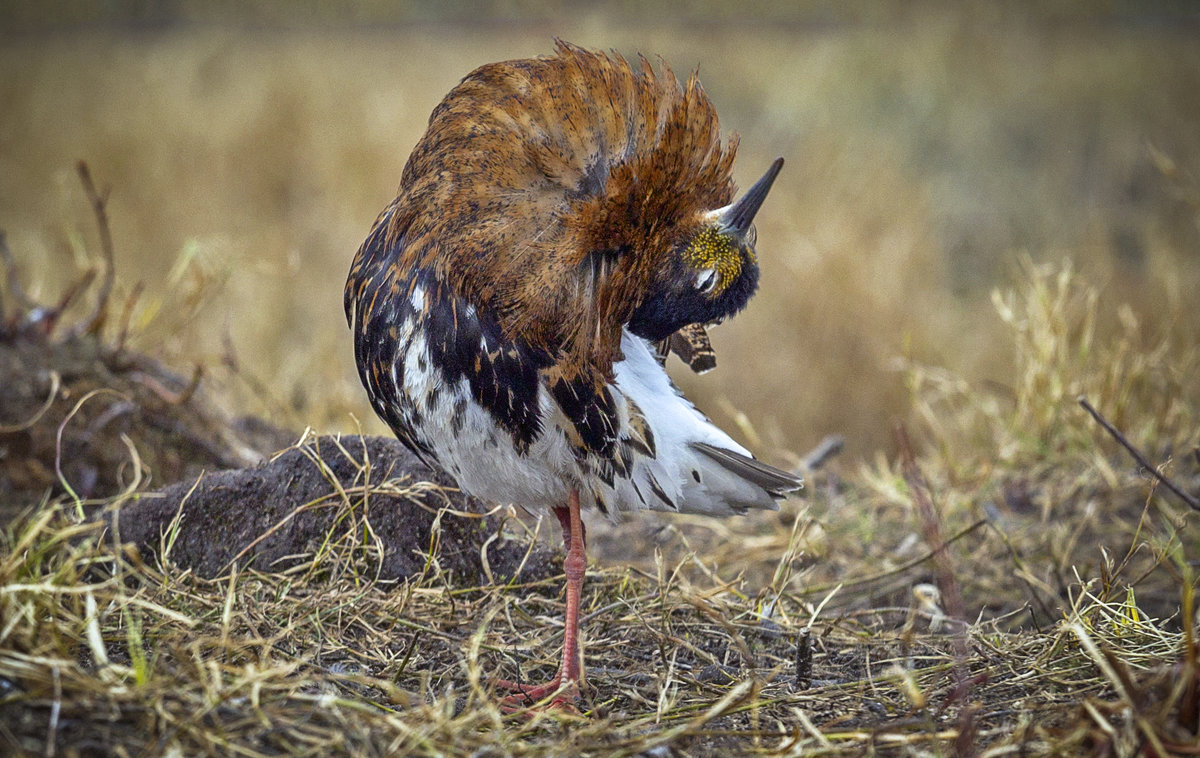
[{"xmin": 722, "ymin": 157, "xmax": 784, "ymax": 236}]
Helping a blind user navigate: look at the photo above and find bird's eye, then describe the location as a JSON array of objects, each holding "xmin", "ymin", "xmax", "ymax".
[{"xmin": 695, "ymin": 268, "xmax": 718, "ymax": 294}]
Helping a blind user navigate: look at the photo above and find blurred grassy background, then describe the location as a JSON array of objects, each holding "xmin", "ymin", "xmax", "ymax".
[{"xmin": 1, "ymin": 1, "xmax": 1197, "ymax": 461}]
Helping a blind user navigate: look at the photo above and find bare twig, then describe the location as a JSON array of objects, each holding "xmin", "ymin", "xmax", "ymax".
[
  {"xmin": 801, "ymin": 434, "xmax": 845, "ymax": 471},
  {"xmin": 75, "ymin": 161, "xmax": 116, "ymax": 337},
  {"xmin": 221, "ymin": 325, "xmax": 291, "ymax": 420},
  {"xmin": 0, "ymin": 227, "xmax": 99, "ymax": 340},
  {"xmin": 794, "ymin": 518, "xmax": 988, "ymax": 597},
  {"xmin": 793, "ymin": 628, "xmax": 811, "ymax": 689},
  {"xmin": 36, "ymin": 268, "xmax": 97, "ymax": 338},
  {"xmin": 894, "ymin": 422, "xmax": 970, "ymax": 669},
  {"xmin": 1078, "ymin": 397, "xmax": 1200, "ymax": 512}
]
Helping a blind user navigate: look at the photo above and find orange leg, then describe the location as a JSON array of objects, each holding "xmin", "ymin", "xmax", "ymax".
[{"xmin": 494, "ymin": 488, "xmax": 587, "ymax": 710}]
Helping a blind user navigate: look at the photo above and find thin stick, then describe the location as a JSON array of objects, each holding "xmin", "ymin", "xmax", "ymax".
[
  {"xmin": 0, "ymin": 227, "xmax": 98, "ymax": 339},
  {"xmin": 76, "ymin": 161, "xmax": 116, "ymax": 337},
  {"xmin": 40, "ymin": 268, "xmax": 96, "ymax": 338},
  {"xmin": 802, "ymin": 434, "xmax": 845, "ymax": 471},
  {"xmin": 793, "ymin": 518, "xmax": 988, "ymax": 597},
  {"xmin": 132, "ymin": 365, "xmax": 204, "ymax": 406},
  {"xmin": 1078, "ymin": 397, "xmax": 1200, "ymax": 512}
]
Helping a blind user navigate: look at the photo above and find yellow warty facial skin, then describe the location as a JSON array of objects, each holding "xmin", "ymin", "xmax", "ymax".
[{"xmin": 683, "ymin": 226, "xmax": 751, "ymax": 295}]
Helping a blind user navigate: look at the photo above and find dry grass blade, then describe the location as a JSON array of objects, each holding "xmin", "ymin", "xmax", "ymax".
[
  {"xmin": 0, "ymin": 370, "xmax": 59, "ymax": 433},
  {"xmin": 74, "ymin": 160, "xmax": 116, "ymax": 338},
  {"xmin": 53, "ymin": 387, "xmax": 130, "ymax": 515},
  {"xmin": 1, "ymin": 468, "xmax": 1198, "ymax": 756},
  {"xmin": 893, "ymin": 423, "xmax": 967, "ymax": 636}
]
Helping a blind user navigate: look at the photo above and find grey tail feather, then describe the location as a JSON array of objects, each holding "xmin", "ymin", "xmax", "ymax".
[{"xmin": 692, "ymin": 442, "xmax": 804, "ymax": 498}]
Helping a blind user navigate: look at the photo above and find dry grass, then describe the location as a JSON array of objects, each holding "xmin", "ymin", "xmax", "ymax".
[
  {"xmin": 0, "ymin": 453, "xmax": 1197, "ymax": 754},
  {"xmin": 2, "ymin": 4, "xmax": 1200, "ymax": 755}
]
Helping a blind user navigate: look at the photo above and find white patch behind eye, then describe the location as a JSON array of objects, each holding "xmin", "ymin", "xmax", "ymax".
[{"xmin": 696, "ymin": 268, "xmax": 717, "ymax": 293}]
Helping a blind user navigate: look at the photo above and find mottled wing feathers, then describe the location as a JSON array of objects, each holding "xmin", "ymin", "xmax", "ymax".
[
  {"xmin": 345, "ymin": 41, "xmax": 798, "ymax": 524},
  {"xmin": 380, "ymin": 41, "xmax": 737, "ymax": 383},
  {"xmin": 657, "ymin": 323, "xmax": 718, "ymax": 374},
  {"xmin": 345, "ymin": 207, "xmax": 437, "ymax": 463},
  {"xmin": 346, "ymin": 205, "xmax": 551, "ymax": 460}
]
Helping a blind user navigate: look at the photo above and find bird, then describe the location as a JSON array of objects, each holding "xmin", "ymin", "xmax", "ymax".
[{"xmin": 344, "ymin": 40, "xmax": 803, "ymax": 710}]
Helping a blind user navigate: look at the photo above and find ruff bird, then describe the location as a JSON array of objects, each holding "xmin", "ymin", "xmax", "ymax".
[{"xmin": 345, "ymin": 40, "xmax": 802, "ymax": 709}]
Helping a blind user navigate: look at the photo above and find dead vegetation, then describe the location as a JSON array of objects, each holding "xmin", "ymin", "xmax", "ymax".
[
  {"xmin": 3, "ymin": 502, "xmax": 1194, "ymax": 756},
  {"xmin": 0, "ymin": 166, "xmax": 293, "ymax": 529},
  {"xmin": 0, "ymin": 162, "xmax": 1197, "ymax": 755}
]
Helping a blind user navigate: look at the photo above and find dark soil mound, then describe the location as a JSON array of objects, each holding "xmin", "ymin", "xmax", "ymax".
[{"xmin": 102, "ymin": 434, "xmax": 558, "ymax": 584}]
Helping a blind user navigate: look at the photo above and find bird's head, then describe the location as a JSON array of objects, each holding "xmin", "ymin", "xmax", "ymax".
[{"xmin": 627, "ymin": 157, "xmax": 784, "ymax": 342}]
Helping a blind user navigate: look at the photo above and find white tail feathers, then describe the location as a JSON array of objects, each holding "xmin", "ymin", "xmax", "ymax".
[{"xmin": 606, "ymin": 331, "xmax": 803, "ymax": 517}]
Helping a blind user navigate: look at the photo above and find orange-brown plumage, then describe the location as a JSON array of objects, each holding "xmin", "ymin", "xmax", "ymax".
[{"xmin": 353, "ymin": 41, "xmax": 737, "ymax": 390}]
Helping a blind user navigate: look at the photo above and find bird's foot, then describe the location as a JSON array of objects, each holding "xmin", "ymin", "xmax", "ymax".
[{"xmin": 492, "ymin": 675, "xmax": 579, "ymax": 712}]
